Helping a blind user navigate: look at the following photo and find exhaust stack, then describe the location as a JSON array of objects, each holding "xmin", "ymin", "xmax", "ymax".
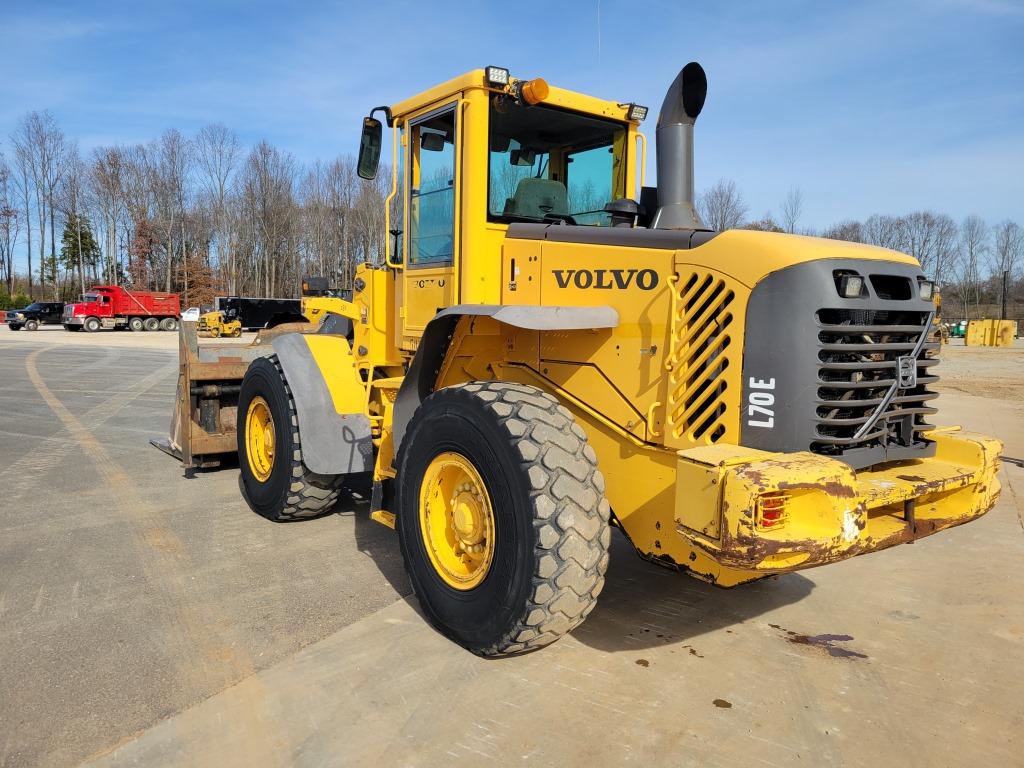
[{"xmin": 651, "ymin": 62, "xmax": 707, "ymax": 230}]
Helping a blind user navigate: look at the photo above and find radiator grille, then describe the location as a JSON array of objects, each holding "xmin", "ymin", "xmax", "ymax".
[
  {"xmin": 666, "ymin": 271, "xmax": 739, "ymax": 445},
  {"xmin": 813, "ymin": 308, "xmax": 939, "ymax": 456}
]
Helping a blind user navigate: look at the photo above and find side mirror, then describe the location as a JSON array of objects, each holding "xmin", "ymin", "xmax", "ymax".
[{"xmin": 357, "ymin": 117, "xmax": 383, "ymax": 180}]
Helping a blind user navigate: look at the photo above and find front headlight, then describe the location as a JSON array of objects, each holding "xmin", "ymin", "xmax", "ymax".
[{"xmin": 15, "ymin": 313, "xmax": 24, "ymax": 319}]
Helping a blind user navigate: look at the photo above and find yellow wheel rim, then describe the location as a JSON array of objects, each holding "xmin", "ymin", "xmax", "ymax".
[
  {"xmin": 245, "ymin": 396, "xmax": 275, "ymax": 483},
  {"xmin": 419, "ymin": 451, "xmax": 496, "ymax": 590}
]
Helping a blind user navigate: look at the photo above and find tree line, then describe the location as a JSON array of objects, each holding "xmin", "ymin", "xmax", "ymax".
[
  {"xmin": 1, "ymin": 111, "xmax": 1020, "ymax": 322},
  {"xmin": 0, "ymin": 111, "xmax": 392, "ymax": 309},
  {"xmin": 698, "ymin": 179, "xmax": 1022, "ymax": 321}
]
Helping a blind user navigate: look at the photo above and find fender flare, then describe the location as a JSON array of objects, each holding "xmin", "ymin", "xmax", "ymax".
[
  {"xmin": 391, "ymin": 304, "xmax": 618, "ymax": 456},
  {"xmin": 271, "ymin": 333, "xmax": 373, "ymax": 475}
]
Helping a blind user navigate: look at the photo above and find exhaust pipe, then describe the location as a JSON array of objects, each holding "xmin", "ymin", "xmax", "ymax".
[{"xmin": 650, "ymin": 62, "xmax": 707, "ymax": 230}]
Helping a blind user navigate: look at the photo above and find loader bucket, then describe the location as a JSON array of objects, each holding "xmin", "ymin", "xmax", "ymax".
[{"xmin": 150, "ymin": 321, "xmax": 310, "ymax": 470}]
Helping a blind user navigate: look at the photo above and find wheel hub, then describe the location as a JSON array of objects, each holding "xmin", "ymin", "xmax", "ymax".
[
  {"xmin": 420, "ymin": 452, "xmax": 495, "ymax": 589},
  {"xmin": 245, "ymin": 396, "xmax": 275, "ymax": 483}
]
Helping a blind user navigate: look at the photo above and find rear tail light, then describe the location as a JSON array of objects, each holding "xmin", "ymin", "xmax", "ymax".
[{"xmin": 756, "ymin": 492, "xmax": 789, "ymax": 530}]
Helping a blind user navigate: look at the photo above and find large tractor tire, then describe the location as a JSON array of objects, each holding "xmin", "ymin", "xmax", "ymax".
[
  {"xmin": 396, "ymin": 381, "xmax": 611, "ymax": 656},
  {"xmin": 128, "ymin": 316, "xmax": 144, "ymax": 332},
  {"xmin": 83, "ymin": 317, "xmax": 101, "ymax": 333},
  {"xmin": 24, "ymin": 318, "xmax": 39, "ymax": 331},
  {"xmin": 237, "ymin": 355, "xmax": 343, "ymax": 521}
]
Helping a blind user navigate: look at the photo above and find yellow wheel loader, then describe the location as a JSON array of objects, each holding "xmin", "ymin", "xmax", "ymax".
[{"xmin": 156, "ymin": 63, "xmax": 1002, "ymax": 656}]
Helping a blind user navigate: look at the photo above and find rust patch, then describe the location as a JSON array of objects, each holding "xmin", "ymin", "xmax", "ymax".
[
  {"xmin": 713, "ymin": 698, "xmax": 732, "ymax": 709},
  {"xmin": 776, "ymin": 479, "xmax": 856, "ymax": 498},
  {"xmin": 769, "ymin": 623, "xmax": 867, "ymax": 659},
  {"xmin": 897, "ymin": 474, "xmax": 927, "ymax": 482},
  {"xmin": 635, "ymin": 659, "xmax": 650, "ymax": 668}
]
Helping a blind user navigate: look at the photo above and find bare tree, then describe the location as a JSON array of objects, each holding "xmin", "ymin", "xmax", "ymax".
[
  {"xmin": 952, "ymin": 215, "xmax": 989, "ymax": 319},
  {"xmin": 57, "ymin": 147, "xmax": 92, "ymax": 294},
  {"xmin": 990, "ymin": 220, "xmax": 1022, "ymax": 279},
  {"xmin": 0, "ymin": 151, "xmax": 22, "ymax": 294},
  {"xmin": 902, "ymin": 211, "xmax": 958, "ymax": 282},
  {"xmin": 152, "ymin": 129, "xmax": 191, "ymax": 291},
  {"xmin": 821, "ymin": 220, "xmax": 863, "ymax": 242},
  {"xmin": 11, "ymin": 112, "xmax": 70, "ymax": 297},
  {"xmin": 195, "ymin": 124, "xmax": 240, "ymax": 290},
  {"xmin": 780, "ymin": 186, "xmax": 803, "ymax": 234},
  {"xmin": 90, "ymin": 147, "xmax": 125, "ymax": 284},
  {"xmin": 238, "ymin": 140, "xmax": 297, "ymax": 296},
  {"xmin": 697, "ymin": 178, "xmax": 747, "ymax": 231},
  {"xmin": 861, "ymin": 214, "xmax": 907, "ymax": 252}
]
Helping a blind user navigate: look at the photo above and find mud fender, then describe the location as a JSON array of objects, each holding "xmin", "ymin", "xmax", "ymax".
[{"xmin": 271, "ymin": 333, "xmax": 373, "ymax": 475}]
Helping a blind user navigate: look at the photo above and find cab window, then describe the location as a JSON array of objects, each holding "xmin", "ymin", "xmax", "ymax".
[
  {"xmin": 408, "ymin": 108, "xmax": 456, "ymax": 267},
  {"xmin": 488, "ymin": 100, "xmax": 626, "ymax": 226}
]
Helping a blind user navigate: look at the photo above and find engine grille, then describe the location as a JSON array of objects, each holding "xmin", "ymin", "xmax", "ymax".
[
  {"xmin": 813, "ymin": 308, "xmax": 940, "ymax": 458},
  {"xmin": 665, "ymin": 269, "xmax": 741, "ymax": 447}
]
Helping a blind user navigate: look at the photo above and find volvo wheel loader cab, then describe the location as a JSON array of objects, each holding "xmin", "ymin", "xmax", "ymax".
[{"xmin": 206, "ymin": 63, "xmax": 1001, "ymax": 656}]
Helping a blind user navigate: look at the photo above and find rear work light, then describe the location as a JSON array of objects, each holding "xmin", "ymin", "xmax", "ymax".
[
  {"xmin": 756, "ymin": 492, "xmax": 789, "ymax": 530},
  {"xmin": 485, "ymin": 66, "xmax": 510, "ymax": 86},
  {"xmin": 627, "ymin": 103, "xmax": 649, "ymax": 122}
]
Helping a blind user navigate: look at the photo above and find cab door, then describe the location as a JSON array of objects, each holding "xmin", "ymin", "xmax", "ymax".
[{"xmin": 399, "ymin": 103, "xmax": 459, "ymax": 348}]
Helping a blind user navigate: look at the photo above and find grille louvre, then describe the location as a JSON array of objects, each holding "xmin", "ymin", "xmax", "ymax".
[
  {"xmin": 666, "ymin": 270, "xmax": 740, "ymax": 446},
  {"xmin": 813, "ymin": 308, "xmax": 939, "ymax": 457}
]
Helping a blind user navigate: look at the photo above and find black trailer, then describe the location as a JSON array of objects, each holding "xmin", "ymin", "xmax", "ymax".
[{"xmin": 214, "ymin": 297, "xmax": 304, "ymax": 330}]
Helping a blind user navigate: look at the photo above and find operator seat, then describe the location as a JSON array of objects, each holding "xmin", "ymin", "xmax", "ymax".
[{"xmin": 504, "ymin": 178, "xmax": 569, "ymax": 220}]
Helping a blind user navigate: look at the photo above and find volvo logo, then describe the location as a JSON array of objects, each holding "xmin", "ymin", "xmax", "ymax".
[
  {"xmin": 552, "ymin": 268, "xmax": 659, "ymax": 291},
  {"xmin": 896, "ymin": 356, "xmax": 917, "ymax": 388}
]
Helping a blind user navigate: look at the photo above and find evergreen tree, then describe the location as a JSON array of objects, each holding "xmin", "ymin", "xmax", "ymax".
[{"xmin": 60, "ymin": 214, "xmax": 102, "ymax": 290}]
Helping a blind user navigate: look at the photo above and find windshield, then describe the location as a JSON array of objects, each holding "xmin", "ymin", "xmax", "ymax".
[
  {"xmin": 488, "ymin": 100, "xmax": 627, "ymax": 226},
  {"xmin": 24, "ymin": 303, "xmax": 44, "ymax": 312}
]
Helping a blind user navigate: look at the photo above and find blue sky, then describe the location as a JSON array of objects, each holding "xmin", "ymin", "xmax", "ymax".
[{"xmin": 1, "ymin": 0, "xmax": 1022, "ymax": 251}]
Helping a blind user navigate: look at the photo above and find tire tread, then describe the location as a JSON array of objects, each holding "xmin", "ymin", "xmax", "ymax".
[{"xmin": 455, "ymin": 381, "xmax": 610, "ymax": 656}]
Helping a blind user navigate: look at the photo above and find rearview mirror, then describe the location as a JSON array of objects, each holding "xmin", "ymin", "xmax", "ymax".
[
  {"xmin": 510, "ymin": 147, "xmax": 536, "ymax": 166},
  {"xmin": 357, "ymin": 117, "xmax": 383, "ymax": 180}
]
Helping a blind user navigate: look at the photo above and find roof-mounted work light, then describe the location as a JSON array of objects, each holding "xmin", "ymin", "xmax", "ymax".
[
  {"xmin": 627, "ymin": 103, "xmax": 649, "ymax": 122},
  {"xmin": 485, "ymin": 66, "xmax": 510, "ymax": 86}
]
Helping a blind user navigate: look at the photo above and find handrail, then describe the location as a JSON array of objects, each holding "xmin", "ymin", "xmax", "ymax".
[
  {"xmin": 636, "ymin": 131, "xmax": 647, "ymax": 190},
  {"xmin": 384, "ymin": 120, "xmax": 403, "ymax": 269}
]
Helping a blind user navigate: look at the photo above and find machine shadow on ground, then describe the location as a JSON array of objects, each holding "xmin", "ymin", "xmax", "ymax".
[
  {"xmin": 324, "ymin": 478, "xmax": 815, "ymax": 656},
  {"xmin": 570, "ymin": 534, "xmax": 815, "ymax": 652},
  {"xmin": 219, "ymin": 455, "xmax": 814, "ymax": 657}
]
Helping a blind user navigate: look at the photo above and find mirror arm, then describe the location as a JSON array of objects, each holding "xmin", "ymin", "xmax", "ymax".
[{"xmin": 370, "ymin": 106, "xmax": 395, "ymax": 128}]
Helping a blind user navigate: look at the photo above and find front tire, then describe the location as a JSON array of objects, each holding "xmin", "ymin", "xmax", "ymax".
[
  {"xmin": 237, "ymin": 356, "xmax": 343, "ymax": 521},
  {"xmin": 83, "ymin": 317, "xmax": 101, "ymax": 333},
  {"xmin": 24, "ymin": 318, "xmax": 39, "ymax": 331},
  {"xmin": 396, "ymin": 381, "xmax": 610, "ymax": 656}
]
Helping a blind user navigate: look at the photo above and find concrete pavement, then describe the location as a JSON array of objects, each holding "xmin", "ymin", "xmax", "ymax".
[{"xmin": 1, "ymin": 329, "xmax": 1022, "ymax": 767}]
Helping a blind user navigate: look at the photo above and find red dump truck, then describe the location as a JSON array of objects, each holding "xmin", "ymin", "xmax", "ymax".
[{"xmin": 62, "ymin": 285, "xmax": 181, "ymax": 332}]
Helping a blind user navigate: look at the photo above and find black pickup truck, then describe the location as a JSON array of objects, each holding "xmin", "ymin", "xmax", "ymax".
[{"xmin": 5, "ymin": 302, "xmax": 65, "ymax": 331}]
